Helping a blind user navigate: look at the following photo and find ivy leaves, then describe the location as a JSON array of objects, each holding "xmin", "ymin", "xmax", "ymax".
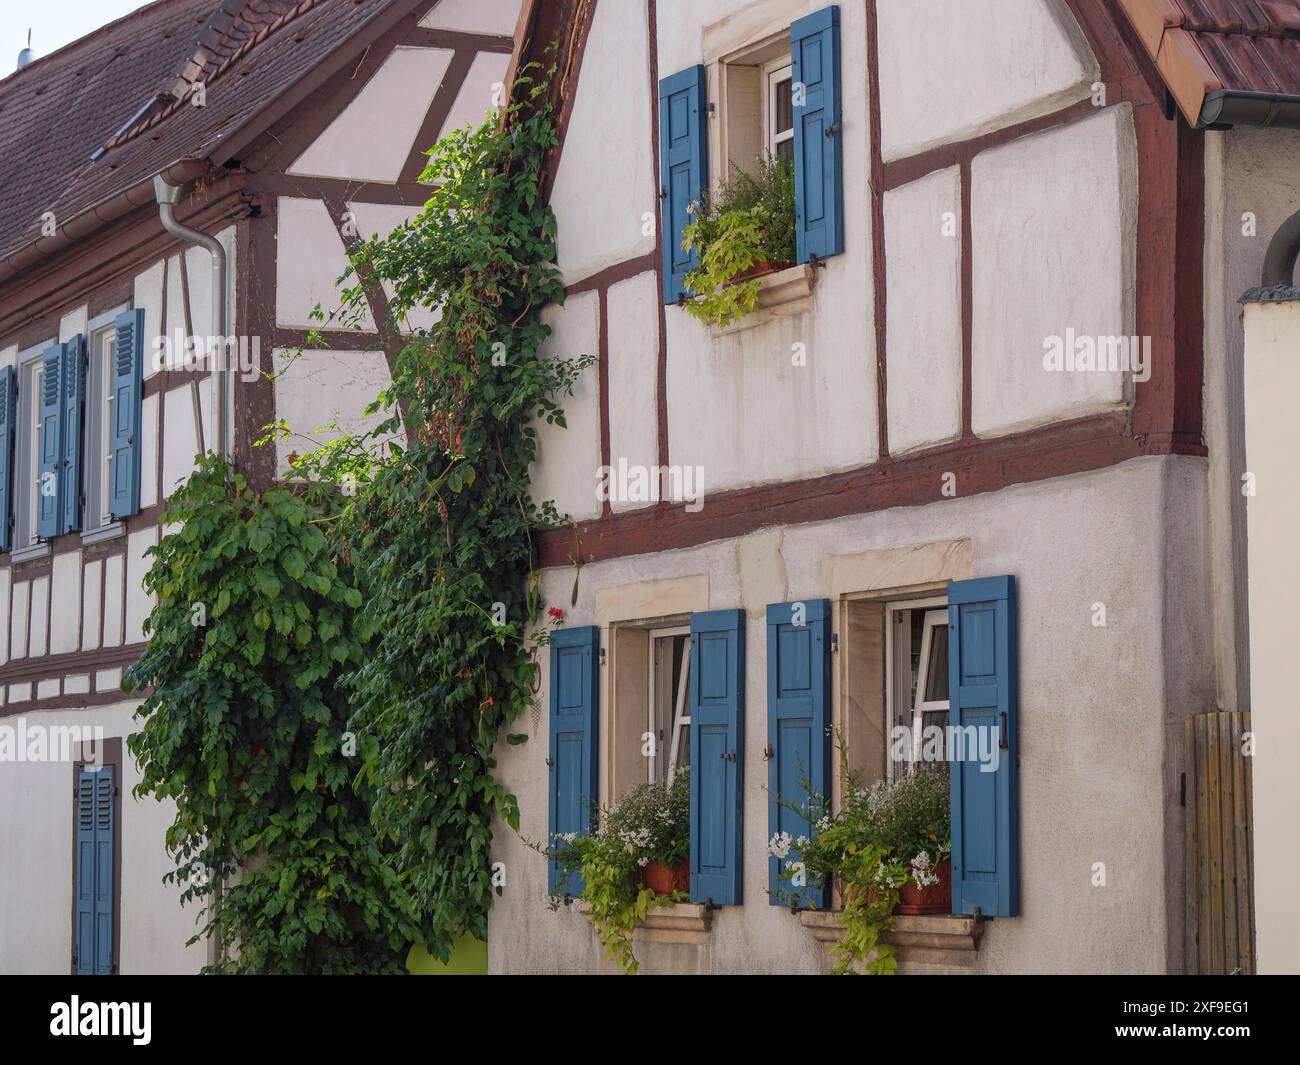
[{"xmin": 126, "ymin": 459, "xmax": 418, "ymax": 974}]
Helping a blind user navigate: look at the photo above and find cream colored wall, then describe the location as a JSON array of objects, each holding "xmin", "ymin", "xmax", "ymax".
[
  {"xmin": 490, "ymin": 456, "xmax": 1213, "ymax": 973},
  {"xmin": 0, "ymin": 700, "xmax": 205, "ymax": 974},
  {"xmin": 289, "ymin": 46, "xmax": 455, "ymax": 183},
  {"xmin": 876, "ymin": 0, "xmax": 1095, "ymax": 161},
  {"xmin": 1241, "ymin": 299, "xmax": 1300, "ymax": 975}
]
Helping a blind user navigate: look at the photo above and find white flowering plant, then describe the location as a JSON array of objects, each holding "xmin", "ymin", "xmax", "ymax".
[
  {"xmin": 541, "ymin": 770, "xmax": 690, "ymax": 974},
  {"xmin": 770, "ymin": 758, "xmax": 951, "ymax": 975}
]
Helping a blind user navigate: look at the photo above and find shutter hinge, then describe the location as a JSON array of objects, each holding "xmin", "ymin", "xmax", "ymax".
[
  {"xmin": 830, "ymin": 632, "xmax": 839, "ymax": 653},
  {"xmin": 659, "ymin": 186, "xmax": 667, "ymax": 201},
  {"xmin": 720, "ymin": 750, "xmax": 736, "ymax": 762},
  {"xmin": 824, "ymin": 121, "xmax": 840, "ymax": 138},
  {"xmin": 761, "ymin": 744, "xmax": 773, "ymax": 762}
]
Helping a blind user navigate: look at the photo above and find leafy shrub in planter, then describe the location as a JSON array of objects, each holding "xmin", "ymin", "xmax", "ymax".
[
  {"xmin": 682, "ymin": 156, "xmax": 797, "ymax": 328},
  {"xmin": 545, "ymin": 770, "xmax": 690, "ymax": 974},
  {"xmin": 772, "ymin": 768, "xmax": 951, "ymax": 975}
]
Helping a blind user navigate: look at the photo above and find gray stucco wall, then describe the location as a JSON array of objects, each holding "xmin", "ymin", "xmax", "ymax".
[{"xmin": 488, "ymin": 455, "xmax": 1214, "ymax": 974}]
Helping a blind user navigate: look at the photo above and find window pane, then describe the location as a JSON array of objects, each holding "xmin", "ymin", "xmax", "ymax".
[
  {"xmin": 775, "ymin": 77, "xmax": 793, "ymax": 134},
  {"xmin": 924, "ymin": 623, "xmax": 950, "ymax": 703},
  {"xmin": 776, "ymin": 138, "xmax": 794, "ymax": 164}
]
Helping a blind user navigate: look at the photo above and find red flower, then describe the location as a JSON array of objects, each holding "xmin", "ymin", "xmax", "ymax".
[{"xmin": 547, "ymin": 607, "xmax": 565, "ymax": 621}]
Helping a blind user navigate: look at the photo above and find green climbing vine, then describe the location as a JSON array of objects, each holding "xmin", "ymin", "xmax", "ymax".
[
  {"xmin": 127, "ymin": 66, "xmax": 591, "ymax": 970},
  {"xmin": 124, "ymin": 460, "xmax": 419, "ymax": 973}
]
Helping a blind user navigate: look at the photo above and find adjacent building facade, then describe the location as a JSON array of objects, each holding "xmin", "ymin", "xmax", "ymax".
[{"xmin": 0, "ymin": 0, "xmax": 521, "ymax": 974}]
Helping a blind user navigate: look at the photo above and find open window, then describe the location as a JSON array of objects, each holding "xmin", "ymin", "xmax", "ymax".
[
  {"xmin": 82, "ymin": 313, "xmax": 126, "ymax": 537},
  {"xmin": 648, "ymin": 626, "xmax": 691, "ymax": 785},
  {"xmin": 887, "ymin": 597, "xmax": 950, "ymax": 778},
  {"xmin": 657, "ymin": 5, "xmax": 843, "ymax": 307}
]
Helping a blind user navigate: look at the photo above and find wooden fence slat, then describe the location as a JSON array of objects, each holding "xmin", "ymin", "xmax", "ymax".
[{"xmin": 1185, "ymin": 711, "xmax": 1255, "ymax": 974}]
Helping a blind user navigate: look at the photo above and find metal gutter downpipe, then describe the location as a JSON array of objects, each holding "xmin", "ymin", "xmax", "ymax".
[
  {"xmin": 1259, "ymin": 207, "xmax": 1300, "ymax": 289},
  {"xmin": 153, "ymin": 174, "xmax": 229, "ymax": 459}
]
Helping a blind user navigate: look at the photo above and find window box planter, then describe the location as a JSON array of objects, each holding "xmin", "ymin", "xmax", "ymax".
[
  {"xmin": 799, "ymin": 910, "xmax": 984, "ymax": 974},
  {"xmin": 708, "ymin": 262, "xmax": 817, "ymax": 337}
]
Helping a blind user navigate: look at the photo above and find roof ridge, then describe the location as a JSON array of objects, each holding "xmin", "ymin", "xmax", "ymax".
[{"xmin": 102, "ymin": 0, "xmax": 334, "ymax": 151}]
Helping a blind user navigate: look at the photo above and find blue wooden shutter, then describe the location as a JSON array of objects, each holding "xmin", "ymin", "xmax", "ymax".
[
  {"xmin": 792, "ymin": 6, "xmax": 844, "ymax": 263},
  {"xmin": 60, "ymin": 335, "xmax": 86, "ymax": 534},
  {"xmin": 0, "ymin": 366, "xmax": 15, "ymax": 552},
  {"xmin": 548, "ymin": 626, "xmax": 599, "ymax": 896},
  {"xmin": 767, "ymin": 599, "xmax": 831, "ymax": 907},
  {"xmin": 689, "ymin": 609, "xmax": 744, "ymax": 906},
  {"xmin": 75, "ymin": 768, "xmax": 96, "ymax": 974},
  {"xmin": 92, "ymin": 765, "xmax": 116, "ymax": 974},
  {"xmin": 658, "ymin": 65, "xmax": 708, "ymax": 304},
  {"xmin": 110, "ymin": 309, "xmax": 144, "ymax": 520},
  {"xmin": 37, "ymin": 345, "xmax": 63, "ymax": 540},
  {"xmin": 948, "ymin": 576, "xmax": 1019, "ymax": 917}
]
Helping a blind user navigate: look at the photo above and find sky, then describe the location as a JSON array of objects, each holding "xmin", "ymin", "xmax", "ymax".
[{"xmin": 0, "ymin": 1, "xmax": 156, "ymax": 80}]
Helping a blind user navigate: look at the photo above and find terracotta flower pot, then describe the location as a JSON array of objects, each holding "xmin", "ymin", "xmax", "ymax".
[
  {"xmin": 895, "ymin": 859, "xmax": 951, "ymax": 915},
  {"xmin": 733, "ymin": 259, "xmax": 793, "ymax": 284},
  {"xmin": 642, "ymin": 860, "xmax": 690, "ymax": 896}
]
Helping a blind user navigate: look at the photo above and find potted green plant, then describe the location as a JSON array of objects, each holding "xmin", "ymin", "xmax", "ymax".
[
  {"xmin": 544, "ymin": 769, "xmax": 690, "ymax": 974},
  {"xmin": 772, "ymin": 768, "xmax": 951, "ymax": 974},
  {"xmin": 681, "ymin": 155, "xmax": 796, "ymax": 328}
]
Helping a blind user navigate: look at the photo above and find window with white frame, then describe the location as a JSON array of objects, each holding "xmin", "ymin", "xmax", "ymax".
[
  {"xmin": 763, "ymin": 58, "xmax": 794, "ymax": 163},
  {"xmin": 83, "ymin": 317, "xmax": 121, "ymax": 534},
  {"xmin": 12, "ymin": 346, "xmax": 48, "ymax": 554},
  {"xmin": 887, "ymin": 597, "xmax": 951, "ymax": 780},
  {"xmin": 647, "ymin": 627, "xmax": 691, "ymax": 784},
  {"xmin": 717, "ymin": 35, "xmax": 794, "ymax": 180}
]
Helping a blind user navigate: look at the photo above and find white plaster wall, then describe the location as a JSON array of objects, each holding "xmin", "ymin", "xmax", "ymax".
[
  {"xmin": 438, "ymin": 51, "xmax": 511, "ymax": 141},
  {"xmin": 29, "ymin": 577, "xmax": 48, "ymax": 657},
  {"xmin": 491, "ymin": 455, "xmax": 1212, "ymax": 974},
  {"xmin": 103, "ymin": 555, "xmax": 124, "ymax": 648},
  {"xmin": 0, "ymin": 569, "xmax": 8, "ymax": 667},
  {"xmin": 162, "ymin": 384, "xmax": 201, "ymax": 498},
  {"xmin": 0, "ymin": 700, "xmax": 205, "ymax": 974},
  {"xmin": 134, "ymin": 259, "xmax": 165, "ymax": 380},
  {"xmin": 1242, "ymin": 300, "xmax": 1300, "ymax": 975},
  {"xmin": 657, "ymin": 0, "xmax": 875, "ymax": 490},
  {"xmin": 347, "ymin": 202, "xmax": 441, "ymax": 332},
  {"xmin": 530, "ymin": 292, "xmax": 602, "ymax": 521},
  {"xmin": 275, "ymin": 197, "xmax": 375, "ymax": 331},
  {"xmin": 81, "ymin": 560, "xmax": 102, "ymax": 652},
  {"xmin": 420, "ymin": 0, "xmax": 521, "ymax": 34},
  {"xmin": 125, "ymin": 528, "xmax": 159, "ymax": 646},
  {"xmin": 271, "ymin": 349, "xmax": 394, "ymax": 475},
  {"xmin": 290, "ymin": 47, "xmax": 454, "ymax": 183},
  {"xmin": 884, "ymin": 166, "xmax": 962, "ymax": 453},
  {"xmin": 877, "ymin": 0, "xmax": 1095, "ymax": 161},
  {"xmin": 606, "ymin": 272, "xmax": 660, "ymax": 512},
  {"xmin": 971, "ymin": 106, "xmax": 1136, "ymax": 437},
  {"xmin": 9, "ymin": 580, "xmax": 28, "ymax": 661},
  {"xmin": 49, "ymin": 552, "xmax": 80, "ymax": 656},
  {"xmin": 550, "ymin": 0, "xmax": 656, "ymax": 283}
]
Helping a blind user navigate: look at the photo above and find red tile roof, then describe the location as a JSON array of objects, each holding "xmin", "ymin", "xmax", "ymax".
[
  {"xmin": 1120, "ymin": 0, "xmax": 1300, "ymax": 124},
  {"xmin": 0, "ymin": 0, "xmax": 409, "ymax": 276}
]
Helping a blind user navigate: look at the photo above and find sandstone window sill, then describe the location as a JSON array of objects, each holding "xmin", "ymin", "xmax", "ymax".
[
  {"xmin": 706, "ymin": 263, "xmax": 817, "ymax": 337},
  {"xmin": 799, "ymin": 910, "xmax": 985, "ymax": 974},
  {"xmin": 577, "ymin": 900, "xmax": 714, "ymax": 946}
]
